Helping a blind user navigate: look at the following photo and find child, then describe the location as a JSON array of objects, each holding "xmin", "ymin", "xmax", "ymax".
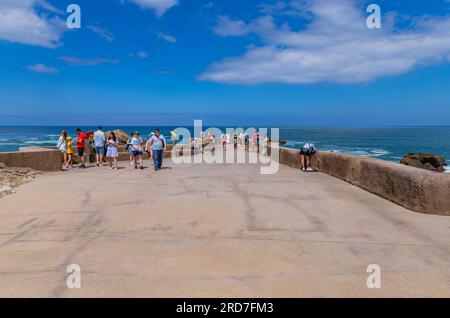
[
  {"xmin": 131, "ymin": 132, "xmax": 144, "ymax": 170},
  {"xmin": 126, "ymin": 133, "xmax": 134, "ymax": 166},
  {"xmin": 66, "ymin": 136, "xmax": 74, "ymax": 168},
  {"xmin": 145, "ymin": 133, "xmax": 155, "ymax": 159}
]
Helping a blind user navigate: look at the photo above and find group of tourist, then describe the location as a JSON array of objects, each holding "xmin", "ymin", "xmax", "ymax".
[
  {"xmin": 124, "ymin": 130, "xmax": 166, "ymax": 171},
  {"xmin": 202, "ymin": 132, "xmax": 270, "ymax": 155},
  {"xmin": 56, "ymin": 127, "xmax": 317, "ymax": 172},
  {"xmin": 56, "ymin": 127, "xmax": 167, "ymax": 172},
  {"xmin": 193, "ymin": 131, "xmax": 316, "ymax": 171}
]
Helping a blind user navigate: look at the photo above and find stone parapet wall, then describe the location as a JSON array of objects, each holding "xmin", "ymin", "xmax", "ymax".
[
  {"xmin": 277, "ymin": 146, "xmax": 450, "ymax": 216},
  {"xmin": 0, "ymin": 147, "xmax": 61, "ymax": 171}
]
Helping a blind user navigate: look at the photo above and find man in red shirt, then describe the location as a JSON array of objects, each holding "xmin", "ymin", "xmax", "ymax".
[{"xmin": 76, "ymin": 128, "xmax": 94, "ymax": 168}]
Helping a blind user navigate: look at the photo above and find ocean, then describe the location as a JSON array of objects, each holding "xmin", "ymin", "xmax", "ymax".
[{"xmin": 0, "ymin": 126, "xmax": 449, "ymax": 171}]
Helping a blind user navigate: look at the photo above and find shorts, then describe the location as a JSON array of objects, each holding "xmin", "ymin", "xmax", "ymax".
[
  {"xmin": 300, "ymin": 148, "xmax": 315, "ymax": 157},
  {"xmin": 77, "ymin": 148, "xmax": 85, "ymax": 157},
  {"xmin": 132, "ymin": 150, "xmax": 143, "ymax": 157},
  {"xmin": 95, "ymin": 147, "xmax": 105, "ymax": 156}
]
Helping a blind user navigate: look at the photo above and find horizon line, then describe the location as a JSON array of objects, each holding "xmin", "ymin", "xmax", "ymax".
[{"xmin": 1, "ymin": 124, "xmax": 450, "ymax": 128}]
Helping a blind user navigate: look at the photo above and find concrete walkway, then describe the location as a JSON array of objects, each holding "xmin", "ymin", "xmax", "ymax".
[{"xmin": 0, "ymin": 158, "xmax": 449, "ymax": 297}]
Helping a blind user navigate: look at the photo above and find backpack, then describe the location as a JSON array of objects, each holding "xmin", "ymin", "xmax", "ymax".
[{"xmin": 300, "ymin": 143, "xmax": 316, "ymax": 155}]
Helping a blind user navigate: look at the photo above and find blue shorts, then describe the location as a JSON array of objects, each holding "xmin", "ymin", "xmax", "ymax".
[
  {"xmin": 95, "ymin": 147, "xmax": 105, "ymax": 156},
  {"xmin": 132, "ymin": 150, "xmax": 143, "ymax": 157}
]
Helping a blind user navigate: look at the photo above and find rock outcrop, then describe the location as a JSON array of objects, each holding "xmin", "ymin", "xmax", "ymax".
[
  {"xmin": 0, "ymin": 162, "xmax": 42, "ymax": 198},
  {"xmin": 400, "ymin": 153, "xmax": 447, "ymax": 172},
  {"xmin": 105, "ymin": 129, "xmax": 130, "ymax": 145}
]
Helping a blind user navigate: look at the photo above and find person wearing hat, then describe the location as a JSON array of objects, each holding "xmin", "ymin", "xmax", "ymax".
[
  {"xmin": 145, "ymin": 132, "xmax": 155, "ymax": 160},
  {"xmin": 66, "ymin": 136, "xmax": 74, "ymax": 168},
  {"xmin": 130, "ymin": 131, "xmax": 144, "ymax": 170}
]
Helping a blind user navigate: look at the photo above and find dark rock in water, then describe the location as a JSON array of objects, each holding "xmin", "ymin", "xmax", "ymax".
[
  {"xmin": 400, "ymin": 153, "xmax": 447, "ymax": 172},
  {"xmin": 279, "ymin": 139, "xmax": 287, "ymax": 145}
]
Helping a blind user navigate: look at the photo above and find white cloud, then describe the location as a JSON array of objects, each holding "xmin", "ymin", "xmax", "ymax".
[
  {"xmin": 125, "ymin": 0, "xmax": 179, "ymax": 17},
  {"xmin": 87, "ymin": 25, "xmax": 115, "ymax": 42},
  {"xmin": 201, "ymin": 0, "xmax": 450, "ymax": 85},
  {"xmin": 35, "ymin": 0, "xmax": 63, "ymax": 14},
  {"xmin": 156, "ymin": 31, "xmax": 177, "ymax": 43},
  {"xmin": 58, "ymin": 56, "xmax": 120, "ymax": 66},
  {"xmin": 259, "ymin": 0, "xmax": 312, "ymax": 18},
  {"xmin": 203, "ymin": 2, "xmax": 213, "ymax": 9},
  {"xmin": 0, "ymin": 0, "xmax": 65, "ymax": 48},
  {"xmin": 213, "ymin": 15, "xmax": 251, "ymax": 36},
  {"xmin": 129, "ymin": 51, "xmax": 150, "ymax": 58},
  {"xmin": 25, "ymin": 63, "xmax": 58, "ymax": 74}
]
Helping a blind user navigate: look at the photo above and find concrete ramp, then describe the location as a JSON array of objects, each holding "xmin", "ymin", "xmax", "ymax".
[{"xmin": 0, "ymin": 161, "xmax": 449, "ymax": 297}]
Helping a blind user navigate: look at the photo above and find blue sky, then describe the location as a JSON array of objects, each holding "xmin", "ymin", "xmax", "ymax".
[{"xmin": 1, "ymin": 0, "xmax": 450, "ymax": 126}]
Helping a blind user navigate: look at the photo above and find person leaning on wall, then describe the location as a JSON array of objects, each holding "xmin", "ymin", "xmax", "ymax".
[{"xmin": 299, "ymin": 142, "xmax": 316, "ymax": 172}]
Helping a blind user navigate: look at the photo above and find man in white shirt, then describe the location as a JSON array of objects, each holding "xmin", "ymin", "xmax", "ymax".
[
  {"xmin": 93, "ymin": 126, "xmax": 106, "ymax": 167},
  {"xmin": 148, "ymin": 129, "xmax": 166, "ymax": 171}
]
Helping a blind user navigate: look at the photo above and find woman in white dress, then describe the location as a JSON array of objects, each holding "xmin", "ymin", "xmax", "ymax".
[
  {"xmin": 106, "ymin": 132, "xmax": 119, "ymax": 170},
  {"xmin": 56, "ymin": 130, "xmax": 68, "ymax": 168}
]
